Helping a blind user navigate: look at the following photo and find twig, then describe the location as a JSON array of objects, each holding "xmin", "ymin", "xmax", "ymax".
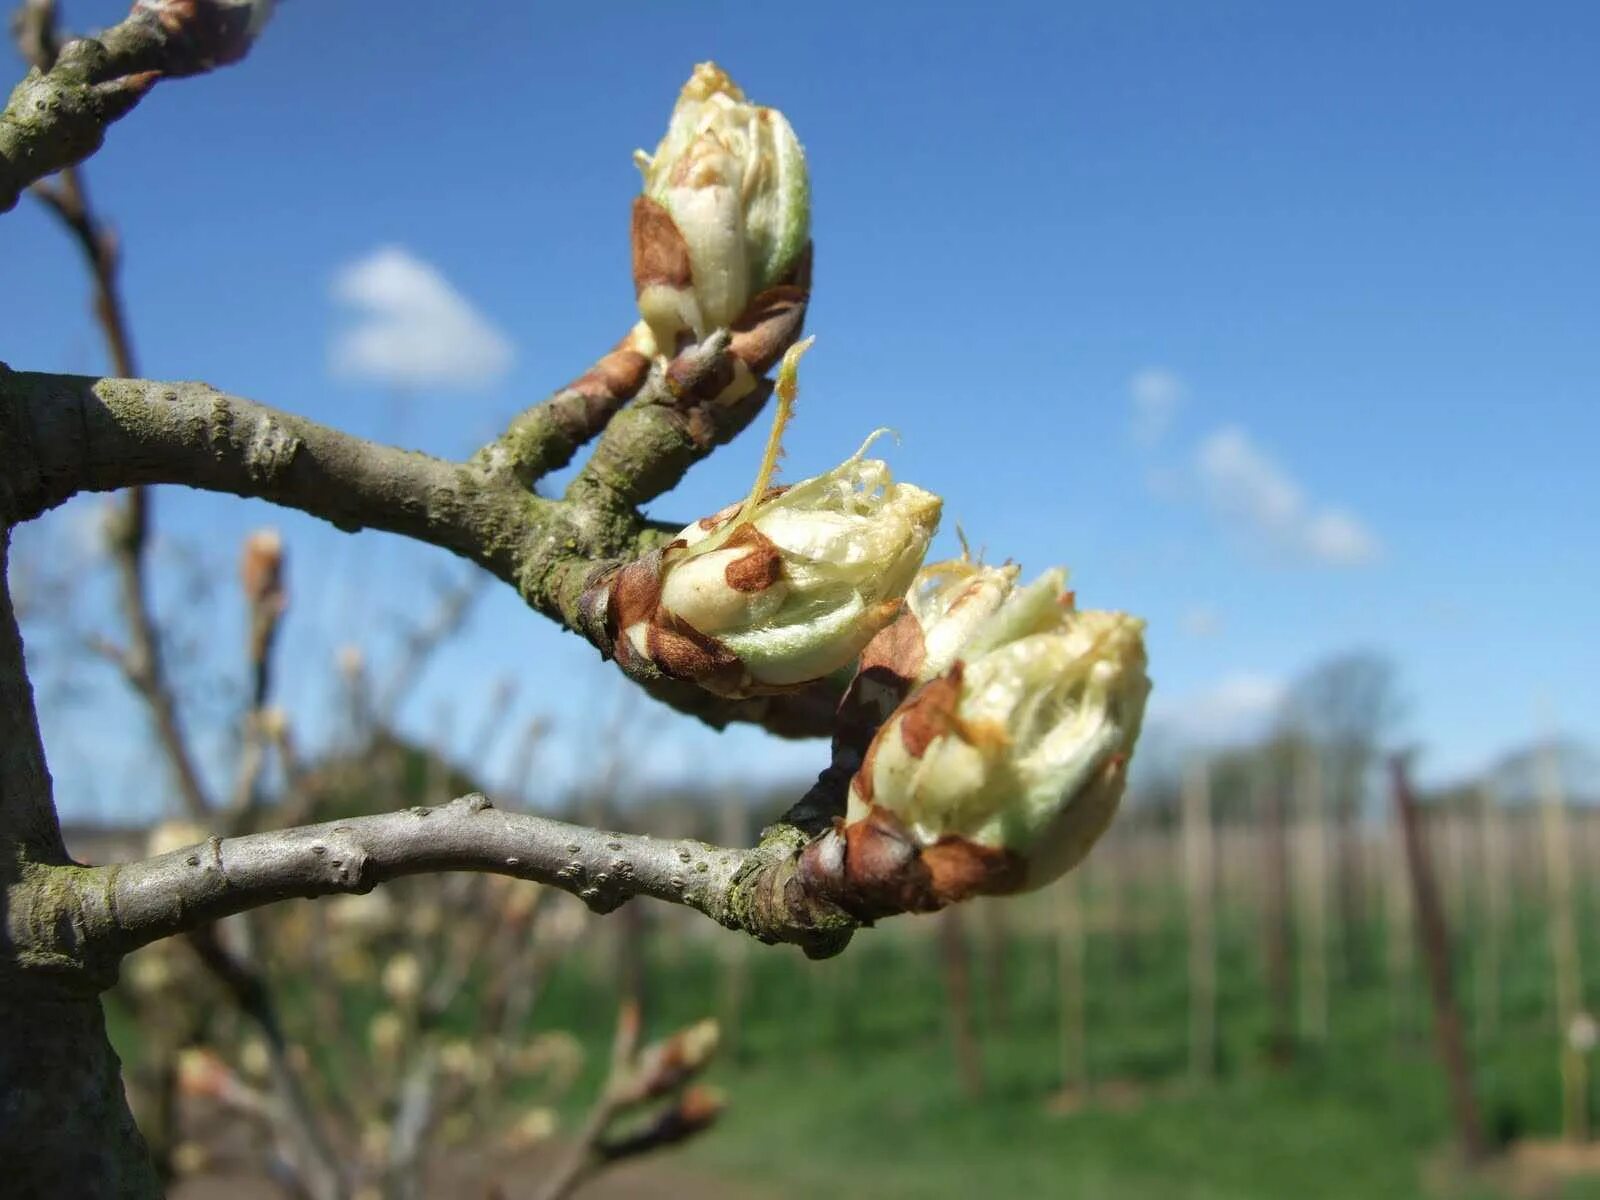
[
  {"xmin": 475, "ymin": 331, "xmax": 652, "ymax": 489},
  {"xmin": 534, "ymin": 1003, "xmax": 723, "ymax": 1200},
  {"xmin": 183, "ymin": 925, "xmax": 349, "ymax": 1200},
  {"xmin": 75, "ymin": 795, "xmax": 856, "ymax": 962},
  {"xmin": 374, "ymin": 571, "xmax": 488, "ymax": 727},
  {"xmin": 1, "ymin": 0, "xmax": 273, "ymax": 211},
  {"xmin": 382, "ymin": 1045, "xmax": 442, "ymax": 1200}
]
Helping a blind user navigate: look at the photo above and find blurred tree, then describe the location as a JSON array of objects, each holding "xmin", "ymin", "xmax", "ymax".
[{"xmin": 1285, "ymin": 652, "xmax": 1405, "ymax": 985}]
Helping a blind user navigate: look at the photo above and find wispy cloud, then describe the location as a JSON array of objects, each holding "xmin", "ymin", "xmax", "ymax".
[
  {"xmin": 1194, "ymin": 427, "xmax": 1380, "ymax": 566},
  {"xmin": 1129, "ymin": 367, "xmax": 1186, "ymax": 447},
  {"xmin": 1150, "ymin": 672, "xmax": 1286, "ymax": 746},
  {"xmin": 330, "ymin": 246, "xmax": 514, "ymax": 390},
  {"xmin": 1180, "ymin": 606, "xmax": 1222, "ymax": 638}
]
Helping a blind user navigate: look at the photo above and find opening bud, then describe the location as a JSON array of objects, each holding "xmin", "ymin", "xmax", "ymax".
[
  {"xmin": 803, "ymin": 559, "xmax": 1023, "ymax": 812},
  {"xmin": 599, "ymin": 436, "xmax": 940, "ymax": 698},
  {"xmin": 866, "ymin": 557, "xmax": 1024, "ymax": 697},
  {"xmin": 633, "ymin": 62, "xmax": 810, "ymax": 354},
  {"xmin": 809, "ymin": 570, "xmax": 1149, "ymax": 911}
]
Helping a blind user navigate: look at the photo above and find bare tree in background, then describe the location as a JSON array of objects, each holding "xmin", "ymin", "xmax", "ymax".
[{"xmin": 1286, "ymin": 652, "xmax": 1403, "ymax": 985}]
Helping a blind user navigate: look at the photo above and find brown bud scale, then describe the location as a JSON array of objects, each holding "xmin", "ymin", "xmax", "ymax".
[
  {"xmin": 631, "ymin": 196, "xmax": 694, "ymax": 293},
  {"xmin": 721, "ymin": 524, "xmax": 783, "ymax": 593}
]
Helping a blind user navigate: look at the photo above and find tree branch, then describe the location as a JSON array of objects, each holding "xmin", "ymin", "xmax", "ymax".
[
  {"xmin": 373, "ymin": 570, "xmax": 488, "ymax": 727},
  {"xmin": 475, "ymin": 328, "xmax": 652, "ymax": 489},
  {"xmin": 101, "ymin": 489, "xmax": 217, "ymax": 817},
  {"xmin": 536, "ymin": 1001, "xmax": 724, "ymax": 1200},
  {"xmin": 77, "ymin": 794, "xmax": 856, "ymax": 962},
  {"xmin": 34, "ymin": 161, "xmax": 211, "ymax": 799},
  {"xmin": 0, "ymin": 366, "xmax": 844, "ymax": 738},
  {"xmin": 1, "ymin": 0, "xmax": 270, "ymax": 212},
  {"xmin": 1, "ymin": 528, "xmax": 159, "ymax": 1194},
  {"xmin": 564, "ymin": 277, "xmax": 808, "ymax": 515},
  {"xmin": 0, "ymin": 526, "xmax": 67, "ymax": 862}
]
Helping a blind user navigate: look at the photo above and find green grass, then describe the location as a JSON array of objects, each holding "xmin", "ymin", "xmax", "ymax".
[
  {"xmin": 525, "ymin": 896, "xmax": 1600, "ymax": 1200},
  {"xmin": 108, "ymin": 889, "xmax": 1600, "ymax": 1199}
]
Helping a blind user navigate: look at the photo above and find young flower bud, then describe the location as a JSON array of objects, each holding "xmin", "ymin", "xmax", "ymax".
[
  {"xmin": 170, "ymin": 1142, "xmax": 210, "ymax": 1178},
  {"xmin": 615, "ymin": 1018, "xmax": 721, "ymax": 1107},
  {"xmin": 633, "ymin": 62, "xmax": 810, "ymax": 354},
  {"xmin": 592, "ymin": 435, "xmax": 940, "ymax": 698},
  {"xmin": 789, "ymin": 559, "xmax": 1023, "ymax": 829},
  {"xmin": 238, "ymin": 527, "xmax": 285, "ymax": 609},
  {"xmin": 380, "ymin": 952, "xmax": 422, "ymax": 1006},
  {"xmin": 855, "ymin": 558, "xmax": 1023, "ymax": 721},
  {"xmin": 133, "ymin": 0, "xmax": 275, "ymax": 72},
  {"xmin": 806, "ymin": 570, "xmax": 1150, "ymax": 912},
  {"xmin": 175, "ymin": 1048, "xmax": 240, "ymax": 1102}
]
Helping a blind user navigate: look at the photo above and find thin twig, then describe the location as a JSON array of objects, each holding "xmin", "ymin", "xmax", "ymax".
[{"xmin": 374, "ymin": 572, "xmax": 489, "ymax": 727}]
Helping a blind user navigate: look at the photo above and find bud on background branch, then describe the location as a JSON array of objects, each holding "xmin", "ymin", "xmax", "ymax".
[{"xmin": 131, "ymin": 0, "xmax": 274, "ymax": 72}]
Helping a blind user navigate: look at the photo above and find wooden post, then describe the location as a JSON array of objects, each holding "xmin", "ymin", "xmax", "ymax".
[
  {"xmin": 1294, "ymin": 741, "xmax": 1330, "ymax": 1043},
  {"xmin": 1106, "ymin": 823, "xmax": 1140, "ymax": 977},
  {"xmin": 1443, "ymin": 803, "xmax": 1472, "ymax": 930},
  {"xmin": 981, "ymin": 900, "xmax": 1012, "ymax": 1037},
  {"xmin": 1057, "ymin": 869, "xmax": 1089, "ymax": 1097},
  {"xmin": 1384, "ymin": 785, "xmax": 1417, "ymax": 1042},
  {"xmin": 1476, "ymin": 783, "xmax": 1507, "ymax": 1043},
  {"xmin": 1391, "ymin": 757, "xmax": 1487, "ymax": 1161},
  {"xmin": 1538, "ymin": 738, "xmax": 1589, "ymax": 1143},
  {"xmin": 1257, "ymin": 753, "xmax": 1295, "ymax": 1065},
  {"xmin": 1184, "ymin": 758, "xmax": 1217, "ymax": 1083},
  {"xmin": 938, "ymin": 906, "xmax": 985, "ymax": 1098}
]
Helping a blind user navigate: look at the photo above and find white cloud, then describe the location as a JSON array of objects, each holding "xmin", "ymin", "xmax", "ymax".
[
  {"xmin": 1150, "ymin": 672, "xmax": 1287, "ymax": 746},
  {"xmin": 330, "ymin": 246, "xmax": 514, "ymax": 390},
  {"xmin": 1194, "ymin": 427, "xmax": 1380, "ymax": 567},
  {"xmin": 1129, "ymin": 367, "xmax": 1186, "ymax": 446},
  {"xmin": 1180, "ymin": 606, "xmax": 1222, "ymax": 638},
  {"xmin": 1302, "ymin": 508, "xmax": 1380, "ymax": 567}
]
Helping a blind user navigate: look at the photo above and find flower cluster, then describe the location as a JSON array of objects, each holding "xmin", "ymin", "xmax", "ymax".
[{"xmin": 590, "ymin": 65, "xmax": 1151, "ymax": 916}]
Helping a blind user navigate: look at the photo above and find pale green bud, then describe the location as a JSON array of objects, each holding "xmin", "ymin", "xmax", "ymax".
[
  {"xmin": 602, "ymin": 434, "xmax": 940, "ymax": 697},
  {"xmin": 847, "ymin": 571, "xmax": 1149, "ymax": 896},
  {"xmin": 632, "ymin": 62, "xmax": 810, "ymax": 352}
]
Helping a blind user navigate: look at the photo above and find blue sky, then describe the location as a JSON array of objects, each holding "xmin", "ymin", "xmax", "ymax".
[{"xmin": 5, "ymin": 1, "xmax": 1598, "ymax": 822}]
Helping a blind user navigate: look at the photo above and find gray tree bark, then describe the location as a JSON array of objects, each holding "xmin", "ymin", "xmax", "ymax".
[{"xmin": 1, "ymin": 528, "xmax": 162, "ymax": 1194}]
